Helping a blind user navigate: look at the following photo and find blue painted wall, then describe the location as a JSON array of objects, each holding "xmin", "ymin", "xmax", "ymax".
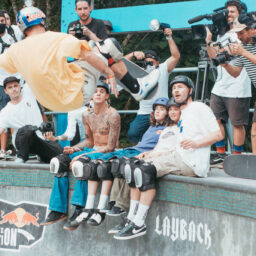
[{"xmin": 61, "ymin": 0, "xmax": 255, "ymax": 33}]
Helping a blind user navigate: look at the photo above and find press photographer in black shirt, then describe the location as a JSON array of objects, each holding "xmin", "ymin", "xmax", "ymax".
[{"xmin": 67, "ymin": 0, "xmax": 108, "ymax": 42}]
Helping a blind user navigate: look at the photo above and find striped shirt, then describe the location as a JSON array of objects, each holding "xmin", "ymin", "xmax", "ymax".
[{"xmin": 233, "ymin": 44, "xmax": 256, "ymax": 87}]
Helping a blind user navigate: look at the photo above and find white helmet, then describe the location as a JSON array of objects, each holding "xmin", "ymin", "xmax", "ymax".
[{"xmin": 17, "ymin": 7, "xmax": 46, "ymax": 33}]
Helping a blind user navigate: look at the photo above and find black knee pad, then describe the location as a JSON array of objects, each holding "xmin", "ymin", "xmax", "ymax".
[
  {"xmin": 50, "ymin": 153, "xmax": 71, "ymax": 177},
  {"xmin": 97, "ymin": 162, "xmax": 113, "ymax": 181},
  {"xmin": 134, "ymin": 163, "xmax": 157, "ymax": 191},
  {"xmin": 111, "ymin": 157, "xmax": 130, "ymax": 178},
  {"xmin": 123, "ymin": 158, "xmax": 144, "ymax": 188}
]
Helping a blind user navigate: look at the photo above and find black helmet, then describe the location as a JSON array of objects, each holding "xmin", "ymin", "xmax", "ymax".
[
  {"xmin": 103, "ymin": 20, "xmax": 113, "ymax": 31},
  {"xmin": 167, "ymin": 97, "xmax": 180, "ymax": 109},
  {"xmin": 169, "ymin": 75, "xmax": 194, "ymax": 90},
  {"xmin": 152, "ymin": 97, "xmax": 169, "ymax": 110},
  {"xmin": 97, "ymin": 79, "xmax": 110, "ymax": 94}
]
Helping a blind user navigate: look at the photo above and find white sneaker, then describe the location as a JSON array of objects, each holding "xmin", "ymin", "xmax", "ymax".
[
  {"xmin": 14, "ymin": 158, "xmax": 25, "ymax": 163},
  {"xmin": 131, "ymin": 69, "xmax": 160, "ymax": 101},
  {"xmin": 0, "ymin": 150, "xmax": 6, "ymax": 158}
]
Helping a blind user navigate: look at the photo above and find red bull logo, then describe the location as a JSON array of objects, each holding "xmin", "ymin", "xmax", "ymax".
[{"xmin": 0, "ymin": 200, "xmax": 47, "ymax": 251}]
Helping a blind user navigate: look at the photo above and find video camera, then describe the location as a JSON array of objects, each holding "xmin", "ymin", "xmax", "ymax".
[
  {"xmin": 189, "ymin": 7, "xmax": 230, "ymax": 40},
  {"xmin": 69, "ymin": 24, "xmax": 85, "ymax": 39},
  {"xmin": 38, "ymin": 122, "xmax": 55, "ymax": 134},
  {"xmin": 136, "ymin": 60, "xmax": 154, "ymax": 69}
]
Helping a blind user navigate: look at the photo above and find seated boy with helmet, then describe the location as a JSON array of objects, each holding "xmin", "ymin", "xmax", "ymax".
[
  {"xmin": 62, "ymin": 97, "xmax": 170, "ymax": 231},
  {"xmin": 0, "ymin": 6, "xmax": 160, "ymax": 112},
  {"xmin": 113, "ymin": 75, "xmax": 222, "ymax": 240}
]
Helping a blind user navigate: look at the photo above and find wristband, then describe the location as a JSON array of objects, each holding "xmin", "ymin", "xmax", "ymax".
[
  {"xmin": 207, "ymin": 40, "xmax": 213, "ymax": 47},
  {"xmin": 166, "ymin": 36, "xmax": 172, "ymax": 40}
]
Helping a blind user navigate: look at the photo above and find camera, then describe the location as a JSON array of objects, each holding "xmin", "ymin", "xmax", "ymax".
[
  {"xmin": 38, "ymin": 122, "xmax": 55, "ymax": 133},
  {"xmin": 211, "ymin": 38, "xmax": 235, "ymax": 66},
  {"xmin": 149, "ymin": 19, "xmax": 170, "ymax": 31},
  {"xmin": 69, "ymin": 24, "xmax": 85, "ymax": 39},
  {"xmin": 189, "ymin": 7, "xmax": 230, "ymax": 40},
  {"xmin": 136, "ymin": 60, "xmax": 154, "ymax": 69}
]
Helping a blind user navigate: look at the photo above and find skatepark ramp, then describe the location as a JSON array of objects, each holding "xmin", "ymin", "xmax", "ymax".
[{"xmin": 0, "ymin": 161, "xmax": 255, "ymax": 256}]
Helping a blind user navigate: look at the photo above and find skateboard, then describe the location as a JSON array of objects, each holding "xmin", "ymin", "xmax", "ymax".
[
  {"xmin": 223, "ymin": 154, "xmax": 256, "ymax": 180},
  {"xmin": 116, "ymin": 58, "xmax": 159, "ymax": 100}
]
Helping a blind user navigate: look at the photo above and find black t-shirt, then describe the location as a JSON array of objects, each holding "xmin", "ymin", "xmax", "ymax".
[{"xmin": 67, "ymin": 18, "xmax": 108, "ymax": 41}]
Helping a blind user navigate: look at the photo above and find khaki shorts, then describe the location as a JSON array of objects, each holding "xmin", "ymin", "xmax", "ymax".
[{"xmin": 144, "ymin": 151, "xmax": 197, "ymax": 178}]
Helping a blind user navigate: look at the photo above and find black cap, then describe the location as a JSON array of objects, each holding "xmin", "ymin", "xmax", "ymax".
[
  {"xmin": 97, "ymin": 80, "xmax": 110, "ymax": 94},
  {"xmin": 3, "ymin": 76, "xmax": 20, "ymax": 88},
  {"xmin": 144, "ymin": 50, "xmax": 158, "ymax": 60}
]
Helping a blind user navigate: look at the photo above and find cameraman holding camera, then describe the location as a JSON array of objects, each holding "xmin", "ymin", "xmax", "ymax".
[
  {"xmin": 67, "ymin": 0, "xmax": 108, "ymax": 42},
  {"xmin": 0, "ymin": 76, "xmax": 63, "ymax": 163},
  {"xmin": 205, "ymin": 0, "xmax": 251, "ymax": 164},
  {"xmin": 221, "ymin": 16, "xmax": 256, "ymax": 153}
]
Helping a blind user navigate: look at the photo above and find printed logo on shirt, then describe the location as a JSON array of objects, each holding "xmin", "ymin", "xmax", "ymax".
[
  {"xmin": 156, "ymin": 130, "xmax": 163, "ymax": 134},
  {"xmin": 161, "ymin": 130, "xmax": 175, "ymax": 139},
  {"xmin": 177, "ymin": 120, "xmax": 183, "ymax": 133}
]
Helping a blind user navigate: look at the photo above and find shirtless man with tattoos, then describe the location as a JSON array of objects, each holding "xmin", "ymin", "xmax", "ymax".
[{"xmin": 41, "ymin": 80, "xmax": 121, "ymax": 226}]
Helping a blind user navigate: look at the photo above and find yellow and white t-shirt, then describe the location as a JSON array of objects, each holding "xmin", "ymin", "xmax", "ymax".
[{"xmin": 0, "ymin": 31, "xmax": 91, "ymax": 111}]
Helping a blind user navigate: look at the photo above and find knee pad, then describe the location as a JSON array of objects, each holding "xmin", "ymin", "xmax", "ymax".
[
  {"xmin": 96, "ymin": 38, "xmax": 123, "ymax": 66},
  {"xmin": 73, "ymin": 159, "xmax": 99, "ymax": 181},
  {"xmin": 111, "ymin": 157, "xmax": 129, "ymax": 178},
  {"xmin": 97, "ymin": 162, "xmax": 113, "ymax": 181},
  {"xmin": 123, "ymin": 158, "xmax": 144, "ymax": 188},
  {"xmin": 134, "ymin": 163, "xmax": 157, "ymax": 191},
  {"xmin": 50, "ymin": 153, "xmax": 71, "ymax": 177},
  {"xmin": 71, "ymin": 155, "xmax": 91, "ymax": 179}
]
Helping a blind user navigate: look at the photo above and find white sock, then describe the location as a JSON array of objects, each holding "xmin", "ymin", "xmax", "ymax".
[
  {"xmin": 85, "ymin": 195, "xmax": 95, "ymax": 209},
  {"xmin": 127, "ymin": 200, "xmax": 139, "ymax": 221},
  {"xmin": 133, "ymin": 203, "xmax": 149, "ymax": 227},
  {"xmin": 97, "ymin": 194, "xmax": 109, "ymax": 210}
]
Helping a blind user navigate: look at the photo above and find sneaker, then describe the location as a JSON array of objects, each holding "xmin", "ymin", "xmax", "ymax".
[
  {"xmin": 0, "ymin": 150, "xmax": 6, "ymax": 159},
  {"xmin": 108, "ymin": 217, "xmax": 131, "ymax": 234},
  {"xmin": 40, "ymin": 211, "xmax": 67, "ymax": 226},
  {"xmin": 132, "ymin": 69, "xmax": 159, "ymax": 101},
  {"xmin": 210, "ymin": 153, "xmax": 227, "ymax": 166},
  {"xmin": 99, "ymin": 201, "xmax": 115, "ymax": 213},
  {"xmin": 14, "ymin": 157, "xmax": 25, "ymax": 164},
  {"xmin": 63, "ymin": 208, "xmax": 83, "ymax": 231},
  {"xmin": 66, "ymin": 208, "xmax": 93, "ymax": 229},
  {"xmin": 87, "ymin": 210, "xmax": 105, "ymax": 226},
  {"xmin": 106, "ymin": 206, "xmax": 126, "ymax": 217},
  {"xmin": 113, "ymin": 222, "xmax": 147, "ymax": 240}
]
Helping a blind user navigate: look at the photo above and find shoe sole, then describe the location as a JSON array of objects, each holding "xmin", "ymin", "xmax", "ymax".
[
  {"xmin": 113, "ymin": 230, "xmax": 146, "ymax": 240},
  {"xmin": 108, "ymin": 229, "xmax": 121, "ymax": 234},
  {"xmin": 106, "ymin": 211, "xmax": 126, "ymax": 217},
  {"xmin": 63, "ymin": 224, "xmax": 79, "ymax": 231},
  {"xmin": 40, "ymin": 215, "xmax": 67, "ymax": 226}
]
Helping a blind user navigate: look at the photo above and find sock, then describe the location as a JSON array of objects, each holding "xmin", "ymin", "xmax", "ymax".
[
  {"xmin": 120, "ymin": 72, "xmax": 140, "ymax": 93},
  {"xmin": 216, "ymin": 139, "xmax": 225, "ymax": 154},
  {"xmin": 85, "ymin": 195, "xmax": 95, "ymax": 209},
  {"xmin": 133, "ymin": 203, "xmax": 149, "ymax": 227},
  {"xmin": 97, "ymin": 194, "xmax": 109, "ymax": 210},
  {"xmin": 127, "ymin": 200, "xmax": 139, "ymax": 221},
  {"xmin": 233, "ymin": 144, "xmax": 244, "ymax": 154},
  {"xmin": 75, "ymin": 205, "xmax": 83, "ymax": 211}
]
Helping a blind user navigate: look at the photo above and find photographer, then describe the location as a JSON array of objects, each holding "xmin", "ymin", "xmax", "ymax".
[
  {"xmin": 67, "ymin": 0, "xmax": 108, "ymax": 42},
  {"xmin": 0, "ymin": 76, "xmax": 63, "ymax": 163},
  {"xmin": 205, "ymin": 0, "xmax": 251, "ymax": 164},
  {"xmin": 221, "ymin": 20, "xmax": 256, "ymax": 153},
  {"xmin": 125, "ymin": 28, "xmax": 180, "ymax": 143}
]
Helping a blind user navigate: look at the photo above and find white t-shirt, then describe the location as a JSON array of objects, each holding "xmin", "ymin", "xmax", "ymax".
[
  {"xmin": 64, "ymin": 106, "xmax": 87, "ymax": 141},
  {"xmin": 0, "ymin": 30, "xmax": 22, "ymax": 85},
  {"xmin": 154, "ymin": 125, "xmax": 178, "ymax": 152},
  {"xmin": 138, "ymin": 61, "xmax": 170, "ymax": 114},
  {"xmin": 176, "ymin": 102, "xmax": 220, "ymax": 177},
  {"xmin": 0, "ymin": 84, "xmax": 43, "ymax": 147},
  {"xmin": 211, "ymin": 32, "xmax": 251, "ymax": 98},
  {"xmin": 11, "ymin": 25, "xmax": 24, "ymax": 42}
]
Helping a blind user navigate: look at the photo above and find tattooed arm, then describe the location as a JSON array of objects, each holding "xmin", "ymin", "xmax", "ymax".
[{"xmin": 96, "ymin": 110, "xmax": 120, "ymax": 153}]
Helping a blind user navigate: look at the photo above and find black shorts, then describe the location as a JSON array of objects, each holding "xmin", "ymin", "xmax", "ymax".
[{"xmin": 210, "ymin": 93, "xmax": 250, "ymax": 126}]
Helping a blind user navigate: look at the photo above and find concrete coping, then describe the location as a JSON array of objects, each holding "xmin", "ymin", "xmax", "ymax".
[{"xmin": 0, "ymin": 161, "xmax": 256, "ymax": 194}]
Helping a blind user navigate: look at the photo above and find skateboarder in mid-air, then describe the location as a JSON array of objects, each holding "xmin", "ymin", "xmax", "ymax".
[{"xmin": 0, "ymin": 7, "xmax": 160, "ymax": 112}]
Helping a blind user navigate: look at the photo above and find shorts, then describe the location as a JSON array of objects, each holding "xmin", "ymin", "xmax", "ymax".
[
  {"xmin": 144, "ymin": 150, "xmax": 197, "ymax": 178},
  {"xmin": 210, "ymin": 93, "xmax": 250, "ymax": 126}
]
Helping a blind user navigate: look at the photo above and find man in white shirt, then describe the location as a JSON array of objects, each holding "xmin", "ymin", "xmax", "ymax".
[
  {"xmin": 0, "ymin": 76, "xmax": 63, "ymax": 163},
  {"xmin": 113, "ymin": 75, "xmax": 222, "ymax": 240}
]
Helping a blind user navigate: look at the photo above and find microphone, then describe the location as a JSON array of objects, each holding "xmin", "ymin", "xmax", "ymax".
[
  {"xmin": 150, "ymin": 19, "xmax": 170, "ymax": 31},
  {"xmin": 188, "ymin": 15, "xmax": 207, "ymax": 24}
]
